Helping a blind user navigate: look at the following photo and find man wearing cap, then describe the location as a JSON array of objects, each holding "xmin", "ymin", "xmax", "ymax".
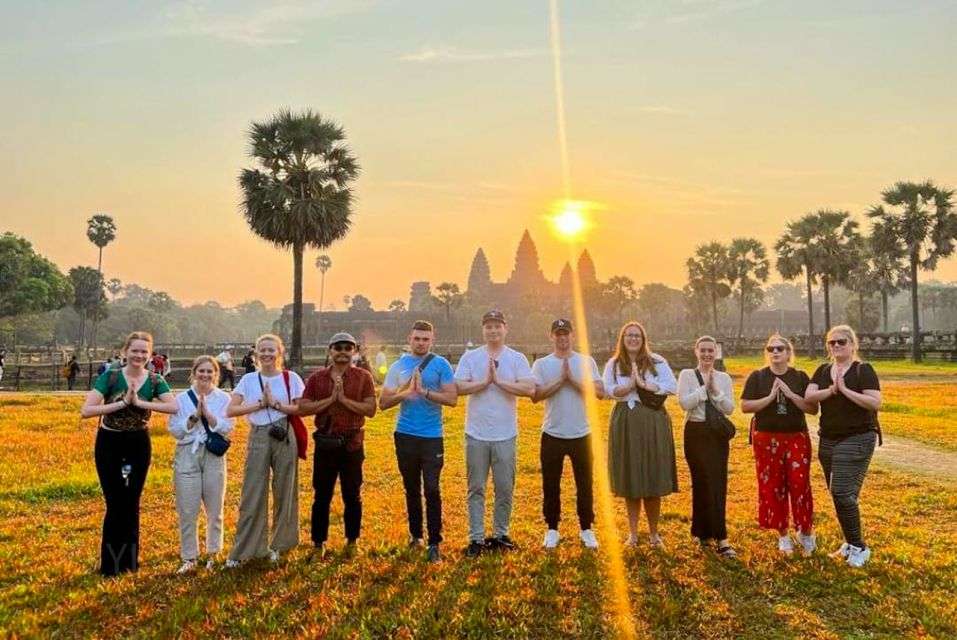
[
  {"xmin": 298, "ymin": 332, "xmax": 377, "ymax": 555},
  {"xmin": 532, "ymin": 319, "xmax": 605, "ymax": 550},
  {"xmin": 380, "ymin": 321, "xmax": 458, "ymax": 563},
  {"xmin": 455, "ymin": 310, "xmax": 535, "ymax": 557}
]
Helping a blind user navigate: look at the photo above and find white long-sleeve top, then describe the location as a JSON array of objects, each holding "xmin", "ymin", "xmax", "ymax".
[
  {"xmin": 602, "ymin": 355, "xmax": 677, "ymax": 409},
  {"xmin": 168, "ymin": 387, "xmax": 235, "ymax": 454},
  {"xmin": 676, "ymin": 368, "xmax": 735, "ymax": 422}
]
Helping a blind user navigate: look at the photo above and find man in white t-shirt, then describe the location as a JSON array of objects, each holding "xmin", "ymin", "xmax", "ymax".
[
  {"xmin": 532, "ymin": 319, "xmax": 604, "ymax": 550},
  {"xmin": 455, "ymin": 310, "xmax": 535, "ymax": 557}
]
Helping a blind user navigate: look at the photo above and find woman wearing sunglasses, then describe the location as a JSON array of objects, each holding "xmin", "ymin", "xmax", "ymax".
[
  {"xmin": 805, "ymin": 325, "xmax": 881, "ymax": 568},
  {"xmin": 225, "ymin": 334, "xmax": 304, "ymax": 567},
  {"xmin": 741, "ymin": 334, "xmax": 817, "ymax": 557},
  {"xmin": 676, "ymin": 336, "xmax": 736, "ymax": 557}
]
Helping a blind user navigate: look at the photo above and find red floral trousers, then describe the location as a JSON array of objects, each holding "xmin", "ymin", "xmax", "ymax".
[{"xmin": 752, "ymin": 430, "xmax": 814, "ymax": 533}]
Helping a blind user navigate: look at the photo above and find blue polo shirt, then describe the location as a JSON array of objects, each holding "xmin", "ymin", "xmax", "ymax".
[{"xmin": 384, "ymin": 353, "xmax": 454, "ymax": 438}]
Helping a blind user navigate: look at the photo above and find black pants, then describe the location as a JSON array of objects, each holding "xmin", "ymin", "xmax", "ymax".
[
  {"xmin": 541, "ymin": 433, "xmax": 594, "ymax": 530},
  {"xmin": 67, "ymin": 375, "xmax": 77, "ymax": 390},
  {"xmin": 94, "ymin": 428, "xmax": 151, "ymax": 576},
  {"xmin": 394, "ymin": 432, "xmax": 444, "ymax": 545},
  {"xmin": 819, "ymin": 431, "xmax": 876, "ymax": 548},
  {"xmin": 683, "ymin": 421, "xmax": 729, "ymax": 541},
  {"xmin": 311, "ymin": 444, "xmax": 364, "ymax": 544}
]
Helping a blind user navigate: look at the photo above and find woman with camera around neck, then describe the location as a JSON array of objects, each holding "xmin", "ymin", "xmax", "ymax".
[
  {"xmin": 168, "ymin": 355, "xmax": 235, "ymax": 573},
  {"xmin": 225, "ymin": 334, "xmax": 304, "ymax": 567}
]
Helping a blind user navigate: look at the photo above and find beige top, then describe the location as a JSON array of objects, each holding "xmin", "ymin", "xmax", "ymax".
[{"xmin": 676, "ymin": 368, "xmax": 735, "ymax": 422}]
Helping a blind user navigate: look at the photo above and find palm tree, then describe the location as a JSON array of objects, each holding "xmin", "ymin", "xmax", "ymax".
[
  {"xmin": 868, "ymin": 181, "xmax": 957, "ymax": 361},
  {"xmin": 840, "ymin": 236, "xmax": 878, "ymax": 333},
  {"xmin": 686, "ymin": 242, "xmax": 732, "ymax": 336},
  {"xmin": 603, "ymin": 275, "xmax": 638, "ymax": 325},
  {"xmin": 315, "ymin": 254, "xmax": 332, "ymax": 343},
  {"xmin": 86, "ymin": 214, "xmax": 116, "ymax": 274},
  {"xmin": 869, "ymin": 221, "xmax": 909, "ymax": 332},
  {"xmin": 808, "ymin": 210, "xmax": 860, "ymax": 329},
  {"xmin": 775, "ymin": 217, "xmax": 820, "ymax": 355},
  {"xmin": 727, "ymin": 237, "xmax": 770, "ymax": 338},
  {"xmin": 432, "ymin": 282, "xmax": 463, "ymax": 323},
  {"xmin": 239, "ymin": 110, "xmax": 359, "ymax": 367}
]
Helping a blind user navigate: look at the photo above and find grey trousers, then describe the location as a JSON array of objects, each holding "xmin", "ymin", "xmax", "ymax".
[
  {"xmin": 228, "ymin": 421, "xmax": 299, "ymax": 562},
  {"xmin": 174, "ymin": 444, "xmax": 227, "ymax": 561},
  {"xmin": 466, "ymin": 435, "xmax": 517, "ymax": 542}
]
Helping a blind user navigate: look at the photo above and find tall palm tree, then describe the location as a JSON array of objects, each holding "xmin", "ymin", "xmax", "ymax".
[
  {"xmin": 239, "ymin": 110, "xmax": 359, "ymax": 367},
  {"xmin": 775, "ymin": 216, "xmax": 820, "ymax": 355},
  {"xmin": 840, "ymin": 236, "xmax": 878, "ymax": 332},
  {"xmin": 686, "ymin": 242, "xmax": 732, "ymax": 336},
  {"xmin": 315, "ymin": 254, "xmax": 332, "ymax": 343},
  {"xmin": 727, "ymin": 237, "xmax": 770, "ymax": 338},
  {"xmin": 807, "ymin": 210, "xmax": 860, "ymax": 330},
  {"xmin": 868, "ymin": 181, "xmax": 957, "ymax": 361},
  {"xmin": 86, "ymin": 214, "xmax": 116, "ymax": 274},
  {"xmin": 869, "ymin": 221, "xmax": 909, "ymax": 332}
]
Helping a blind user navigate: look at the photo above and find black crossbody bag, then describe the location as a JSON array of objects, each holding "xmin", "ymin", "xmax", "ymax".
[{"xmin": 694, "ymin": 370, "xmax": 736, "ymax": 440}]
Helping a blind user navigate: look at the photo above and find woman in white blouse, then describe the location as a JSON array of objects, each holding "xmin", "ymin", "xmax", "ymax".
[
  {"xmin": 676, "ymin": 336, "xmax": 736, "ymax": 557},
  {"xmin": 168, "ymin": 355, "xmax": 235, "ymax": 573},
  {"xmin": 602, "ymin": 322, "xmax": 678, "ymax": 547}
]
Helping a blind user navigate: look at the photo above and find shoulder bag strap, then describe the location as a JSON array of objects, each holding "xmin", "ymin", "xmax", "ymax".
[
  {"xmin": 186, "ymin": 388, "xmax": 211, "ymax": 432},
  {"xmin": 418, "ymin": 353, "xmax": 436, "ymax": 373},
  {"xmin": 282, "ymin": 369, "xmax": 292, "ymax": 403}
]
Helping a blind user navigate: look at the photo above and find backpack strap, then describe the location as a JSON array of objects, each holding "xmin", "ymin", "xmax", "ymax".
[
  {"xmin": 281, "ymin": 370, "xmax": 292, "ymax": 403},
  {"xmin": 106, "ymin": 368, "xmax": 120, "ymax": 400},
  {"xmin": 852, "ymin": 362, "xmax": 882, "ymax": 446}
]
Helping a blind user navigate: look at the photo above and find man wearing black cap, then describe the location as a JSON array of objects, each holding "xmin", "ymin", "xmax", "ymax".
[
  {"xmin": 455, "ymin": 310, "xmax": 535, "ymax": 557},
  {"xmin": 532, "ymin": 319, "xmax": 604, "ymax": 550},
  {"xmin": 299, "ymin": 332, "xmax": 377, "ymax": 555}
]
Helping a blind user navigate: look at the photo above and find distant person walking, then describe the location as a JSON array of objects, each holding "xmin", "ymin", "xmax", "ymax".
[
  {"xmin": 241, "ymin": 348, "xmax": 256, "ymax": 376},
  {"xmin": 80, "ymin": 331, "xmax": 178, "ymax": 576},
  {"xmin": 299, "ymin": 332, "xmax": 377, "ymax": 555},
  {"xmin": 168, "ymin": 356, "xmax": 234, "ymax": 573},
  {"xmin": 380, "ymin": 321, "xmax": 457, "ymax": 563},
  {"xmin": 603, "ymin": 322, "xmax": 677, "ymax": 548},
  {"xmin": 532, "ymin": 319, "xmax": 604, "ymax": 550},
  {"xmin": 216, "ymin": 348, "xmax": 235, "ymax": 390},
  {"xmin": 805, "ymin": 325, "xmax": 882, "ymax": 568},
  {"xmin": 0, "ymin": 348, "xmax": 5, "ymax": 385},
  {"xmin": 225, "ymin": 334, "xmax": 304, "ymax": 567},
  {"xmin": 741, "ymin": 334, "xmax": 817, "ymax": 557},
  {"xmin": 677, "ymin": 336, "xmax": 737, "ymax": 557},
  {"xmin": 66, "ymin": 355, "xmax": 81, "ymax": 390},
  {"xmin": 455, "ymin": 310, "xmax": 535, "ymax": 557}
]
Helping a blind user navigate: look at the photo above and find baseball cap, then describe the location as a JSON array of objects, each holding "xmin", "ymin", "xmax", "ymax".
[
  {"xmin": 482, "ymin": 310, "xmax": 507, "ymax": 325},
  {"xmin": 551, "ymin": 319, "xmax": 573, "ymax": 333},
  {"xmin": 328, "ymin": 332, "xmax": 358, "ymax": 347}
]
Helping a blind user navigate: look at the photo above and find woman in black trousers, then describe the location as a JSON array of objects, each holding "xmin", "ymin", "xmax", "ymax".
[{"xmin": 81, "ymin": 331, "xmax": 177, "ymax": 576}]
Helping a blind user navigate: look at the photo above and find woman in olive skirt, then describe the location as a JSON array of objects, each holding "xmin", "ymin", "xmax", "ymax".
[{"xmin": 602, "ymin": 322, "xmax": 678, "ymax": 547}]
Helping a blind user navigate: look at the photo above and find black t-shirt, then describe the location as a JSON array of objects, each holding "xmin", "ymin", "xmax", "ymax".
[
  {"xmin": 811, "ymin": 361, "xmax": 880, "ymax": 439},
  {"xmin": 741, "ymin": 367, "xmax": 810, "ymax": 433}
]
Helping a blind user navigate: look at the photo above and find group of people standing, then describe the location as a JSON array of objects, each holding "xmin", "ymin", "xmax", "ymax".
[{"xmin": 79, "ymin": 315, "xmax": 881, "ymax": 577}]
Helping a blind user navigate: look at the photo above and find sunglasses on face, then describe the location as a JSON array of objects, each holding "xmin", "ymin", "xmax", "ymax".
[
  {"xmin": 332, "ymin": 343, "xmax": 355, "ymax": 352},
  {"xmin": 766, "ymin": 345, "xmax": 788, "ymax": 353},
  {"xmin": 827, "ymin": 338, "xmax": 848, "ymax": 347}
]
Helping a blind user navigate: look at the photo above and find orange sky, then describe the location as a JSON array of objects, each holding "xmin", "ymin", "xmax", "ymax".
[{"xmin": 3, "ymin": 1, "xmax": 956, "ymax": 309}]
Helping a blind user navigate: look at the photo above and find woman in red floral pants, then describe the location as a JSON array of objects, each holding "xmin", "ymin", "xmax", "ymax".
[{"xmin": 741, "ymin": 335, "xmax": 818, "ymax": 556}]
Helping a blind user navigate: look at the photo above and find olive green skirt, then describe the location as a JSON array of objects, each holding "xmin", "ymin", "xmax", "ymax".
[{"xmin": 608, "ymin": 402, "xmax": 678, "ymax": 498}]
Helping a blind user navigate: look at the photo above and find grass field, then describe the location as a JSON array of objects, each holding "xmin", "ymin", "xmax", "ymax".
[{"xmin": 1, "ymin": 373, "xmax": 955, "ymax": 638}]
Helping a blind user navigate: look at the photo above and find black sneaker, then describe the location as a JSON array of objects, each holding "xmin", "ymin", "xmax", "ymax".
[
  {"xmin": 427, "ymin": 545, "xmax": 441, "ymax": 563},
  {"xmin": 487, "ymin": 535, "xmax": 518, "ymax": 551},
  {"xmin": 464, "ymin": 541, "xmax": 484, "ymax": 558}
]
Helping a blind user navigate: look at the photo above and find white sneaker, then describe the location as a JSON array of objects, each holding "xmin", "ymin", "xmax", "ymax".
[
  {"xmin": 648, "ymin": 533, "xmax": 663, "ymax": 548},
  {"xmin": 543, "ymin": 529, "xmax": 560, "ymax": 549},
  {"xmin": 580, "ymin": 529, "xmax": 599, "ymax": 549},
  {"xmin": 224, "ymin": 559, "xmax": 241, "ymax": 569},
  {"xmin": 829, "ymin": 542, "xmax": 850, "ymax": 560},
  {"xmin": 176, "ymin": 560, "xmax": 197, "ymax": 574},
  {"xmin": 797, "ymin": 532, "xmax": 816, "ymax": 557},
  {"xmin": 268, "ymin": 549, "xmax": 280, "ymax": 563},
  {"xmin": 846, "ymin": 544, "xmax": 871, "ymax": 567},
  {"xmin": 625, "ymin": 533, "xmax": 639, "ymax": 547},
  {"xmin": 778, "ymin": 535, "xmax": 794, "ymax": 556}
]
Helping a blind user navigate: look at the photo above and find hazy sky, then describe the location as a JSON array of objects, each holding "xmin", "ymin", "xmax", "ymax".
[{"xmin": 3, "ymin": 0, "xmax": 956, "ymax": 309}]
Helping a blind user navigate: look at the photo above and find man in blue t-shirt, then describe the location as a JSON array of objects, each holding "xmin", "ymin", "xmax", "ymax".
[{"xmin": 380, "ymin": 320, "xmax": 458, "ymax": 563}]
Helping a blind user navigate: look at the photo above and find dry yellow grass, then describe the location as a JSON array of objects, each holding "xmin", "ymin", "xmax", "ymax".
[{"xmin": 0, "ymin": 381, "xmax": 955, "ymax": 638}]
